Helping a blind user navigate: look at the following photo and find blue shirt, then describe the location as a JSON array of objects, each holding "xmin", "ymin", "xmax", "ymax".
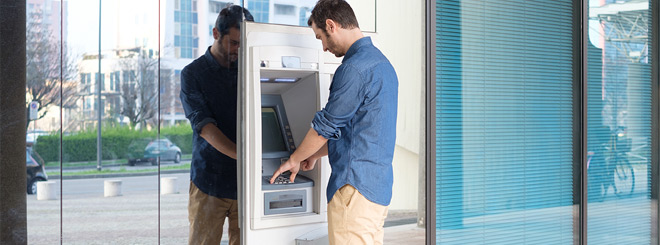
[
  {"xmin": 312, "ymin": 37, "xmax": 398, "ymax": 206},
  {"xmin": 180, "ymin": 47, "xmax": 238, "ymax": 200}
]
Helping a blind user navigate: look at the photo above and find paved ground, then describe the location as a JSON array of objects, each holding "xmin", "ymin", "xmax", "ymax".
[
  {"xmin": 26, "ymin": 173, "xmax": 424, "ymax": 244},
  {"xmin": 30, "ymin": 164, "xmax": 652, "ymax": 244}
]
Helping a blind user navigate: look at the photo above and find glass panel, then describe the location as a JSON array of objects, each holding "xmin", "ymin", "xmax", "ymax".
[
  {"xmin": 25, "ymin": 0, "xmax": 65, "ymax": 242},
  {"xmin": 58, "ymin": 0, "xmax": 160, "ymax": 243},
  {"xmin": 163, "ymin": 1, "xmax": 246, "ymax": 243},
  {"xmin": 158, "ymin": 65, "xmax": 190, "ymax": 244},
  {"xmin": 434, "ymin": 0, "xmax": 576, "ymax": 243},
  {"xmin": 587, "ymin": 0, "xmax": 652, "ymax": 243}
]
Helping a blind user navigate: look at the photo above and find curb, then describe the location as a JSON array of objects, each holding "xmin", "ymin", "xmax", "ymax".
[
  {"xmin": 45, "ymin": 158, "xmax": 193, "ymax": 172},
  {"xmin": 45, "ymin": 163, "xmax": 123, "ymax": 171},
  {"xmin": 48, "ymin": 169, "xmax": 190, "ymax": 180}
]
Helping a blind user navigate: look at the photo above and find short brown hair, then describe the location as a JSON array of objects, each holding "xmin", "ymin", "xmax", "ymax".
[
  {"xmin": 307, "ymin": 0, "xmax": 359, "ymax": 34},
  {"xmin": 215, "ymin": 5, "xmax": 253, "ymax": 38}
]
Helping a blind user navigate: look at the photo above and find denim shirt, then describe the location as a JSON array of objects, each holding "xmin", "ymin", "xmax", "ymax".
[
  {"xmin": 180, "ymin": 47, "xmax": 238, "ymax": 200},
  {"xmin": 312, "ymin": 37, "xmax": 398, "ymax": 206}
]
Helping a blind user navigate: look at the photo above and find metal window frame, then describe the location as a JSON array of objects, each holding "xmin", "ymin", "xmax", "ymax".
[
  {"xmin": 578, "ymin": 0, "xmax": 588, "ymax": 243},
  {"xmin": 652, "ymin": 0, "xmax": 660, "ymax": 244},
  {"xmin": 425, "ymin": 0, "xmax": 436, "ymax": 244}
]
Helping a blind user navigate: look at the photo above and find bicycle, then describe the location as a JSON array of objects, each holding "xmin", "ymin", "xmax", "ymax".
[
  {"xmin": 587, "ymin": 127, "xmax": 635, "ymax": 200},
  {"xmin": 607, "ymin": 128, "xmax": 635, "ymax": 197}
]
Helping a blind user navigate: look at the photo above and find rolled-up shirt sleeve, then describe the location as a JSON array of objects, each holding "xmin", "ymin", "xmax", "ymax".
[
  {"xmin": 312, "ymin": 64, "xmax": 364, "ymax": 140},
  {"xmin": 180, "ymin": 67, "xmax": 216, "ymax": 133}
]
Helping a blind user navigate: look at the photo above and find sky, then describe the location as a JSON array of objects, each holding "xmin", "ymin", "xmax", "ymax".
[{"xmin": 67, "ymin": 0, "xmax": 117, "ymax": 56}]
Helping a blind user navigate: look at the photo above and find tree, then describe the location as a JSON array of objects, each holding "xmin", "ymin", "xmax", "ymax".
[
  {"xmin": 25, "ymin": 11, "xmax": 80, "ymax": 130},
  {"xmin": 117, "ymin": 48, "xmax": 159, "ymax": 130}
]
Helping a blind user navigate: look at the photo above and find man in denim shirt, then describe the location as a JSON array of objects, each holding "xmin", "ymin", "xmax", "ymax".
[
  {"xmin": 270, "ymin": 0, "xmax": 398, "ymax": 243},
  {"xmin": 179, "ymin": 5, "xmax": 252, "ymax": 245}
]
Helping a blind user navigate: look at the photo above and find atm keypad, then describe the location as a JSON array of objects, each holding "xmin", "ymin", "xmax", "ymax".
[{"xmin": 265, "ymin": 175, "xmax": 292, "ymax": 185}]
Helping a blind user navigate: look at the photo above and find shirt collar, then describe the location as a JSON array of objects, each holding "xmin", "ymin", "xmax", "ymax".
[
  {"xmin": 205, "ymin": 46, "xmax": 239, "ymax": 70},
  {"xmin": 204, "ymin": 46, "xmax": 222, "ymax": 70},
  {"xmin": 343, "ymin": 36, "xmax": 372, "ymax": 62}
]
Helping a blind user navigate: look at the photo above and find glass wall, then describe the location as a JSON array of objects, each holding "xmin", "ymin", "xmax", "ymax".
[
  {"xmin": 24, "ymin": 0, "xmax": 210, "ymax": 243},
  {"xmin": 431, "ymin": 0, "xmax": 658, "ymax": 244},
  {"xmin": 587, "ymin": 0, "xmax": 653, "ymax": 243},
  {"xmin": 22, "ymin": 0, "xmax": 382, "ymax": 243},
  {"xmin": 24, "ymin": 0, "xmax": 660, "ymax": 243},
  {"xmin": 433, "ymin": 0, "xmax": 577, "ymax": 243}
]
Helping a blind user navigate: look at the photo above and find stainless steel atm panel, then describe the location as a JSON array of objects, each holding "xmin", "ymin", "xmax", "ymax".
[{"xmin": 238, "ymin": 22, "xmax": 344, "ymax": 244}]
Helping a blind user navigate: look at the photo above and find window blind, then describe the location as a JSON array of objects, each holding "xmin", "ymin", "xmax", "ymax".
[{"xmin": 435, "ymin": 0, "xmax": 575, "ymax": 243}]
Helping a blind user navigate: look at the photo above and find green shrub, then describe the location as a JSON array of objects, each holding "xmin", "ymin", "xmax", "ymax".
[
  {"xmin": 161, "ymin": 124, "xmax": 193, "ymax": 154},
  {"xmin": 34, "ymin": 125, "xmax": 193, "ymax": 162}
]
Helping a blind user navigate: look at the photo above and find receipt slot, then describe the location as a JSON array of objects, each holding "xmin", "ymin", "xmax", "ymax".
[{"xmin": 237, "ymin": 22, "xmax": 342, "ymax": 244}]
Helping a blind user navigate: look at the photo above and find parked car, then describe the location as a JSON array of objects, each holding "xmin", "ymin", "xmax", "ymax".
[
  {"xmin": 127, "ymin": 139, "xmax": 182, "ymax": 166},
  {"xmin": 26, "ymin": 147, "xmax": 48, "ymax": 195}
]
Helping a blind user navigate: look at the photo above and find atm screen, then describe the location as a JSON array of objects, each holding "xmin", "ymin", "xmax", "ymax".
[{"xmin": 262, "ymin": 107, "xmax": 288, "ymax": 152}]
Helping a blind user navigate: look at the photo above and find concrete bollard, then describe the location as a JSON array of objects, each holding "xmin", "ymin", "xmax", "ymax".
[
  {"xmin": 36, "ymin": 181, "xmax": 57, "ymax": 200},
  {"xmin": 104, "ymin": 180, "xmax": 122, "ymax": 197},
  {"xmin": 161, "ymin": 177, "xmax": 178, "ymax": 195}
]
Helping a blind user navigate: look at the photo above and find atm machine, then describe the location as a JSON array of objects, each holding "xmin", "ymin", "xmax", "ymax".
[{"xmin": 237, "ymin": 22, "xmax": 343, "ymax": 244}]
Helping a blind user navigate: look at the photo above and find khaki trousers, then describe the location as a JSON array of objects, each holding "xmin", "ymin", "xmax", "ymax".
[
  {"xmin": 328, "ymin": 185, "xmax": 389, "ymax": 245},
  {"xmin": 188, "ymin": 181, "xmax": 239, "ymax": 245}
]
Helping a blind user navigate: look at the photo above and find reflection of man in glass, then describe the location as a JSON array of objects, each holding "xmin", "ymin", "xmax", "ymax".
[
  {"xmin": 179, "ymin": 5, "xmax": 252, "ymax": 245},
  {"xmin": 270, "ymin": 0, "xmax": 398, "ymax": 244}
]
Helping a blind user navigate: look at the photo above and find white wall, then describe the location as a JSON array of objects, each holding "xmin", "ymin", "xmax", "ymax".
[
  {"xmin": 354, "ymin": 0, "xmax": 425, "ymax": 211},
  {"xmin": 348, "ymin": 0, "xmax": 376, "ymax": 32}
]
